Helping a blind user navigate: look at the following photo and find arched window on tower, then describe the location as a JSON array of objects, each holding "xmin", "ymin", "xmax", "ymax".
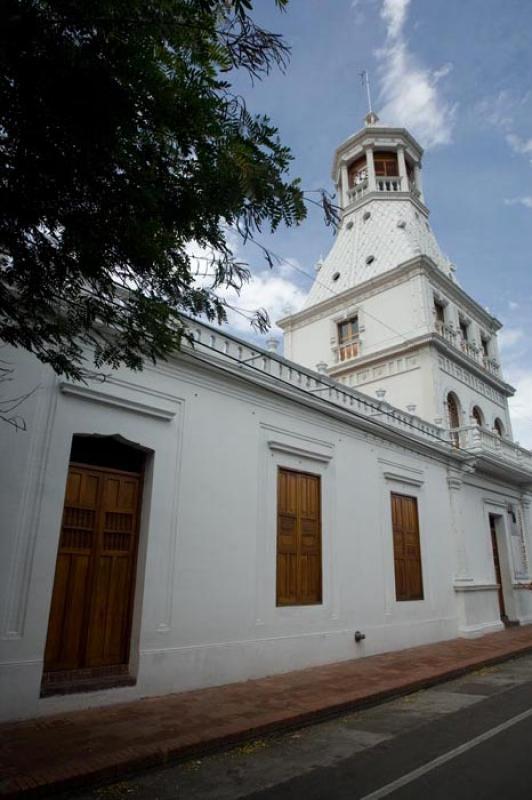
[
  {"xmin": 348, "ymin": 156, "xmax": 367, "ymax": 188},
  {"xmin": 494, "ymin": 417, "xmax": 505, "ymax": 437},
  {"xmin": 374, "ymin": 151, "xmax": 398, "ymax": 177},
  {"xmin": 471, "ymin": 406, "xmax": 484, "ymax": 427},
  {"xmin": 446, "ymin": 392, "xmax": 461, "ymax": 447}
]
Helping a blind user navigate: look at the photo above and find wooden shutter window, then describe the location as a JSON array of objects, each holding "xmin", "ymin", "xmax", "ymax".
[
  {"xmin": 277, "ymin": 469, "xmax": 322, "ymax": 606},
  {"xmin": 374, "ymin": 152, "xmax": 398, "ymax": 177},
  {"xmin": 391, "ymin": 493, "xmax": 423, "ymax": 602},
  {"xmin": 337, "ymin": 316, "xmax": 359, "ymax": 362}
]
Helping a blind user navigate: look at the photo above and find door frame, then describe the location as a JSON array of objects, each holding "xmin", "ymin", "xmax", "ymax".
[
  {"xmin": 489, "ymin": 513, "xmax": 506, "ymax": 620},
  {"xmin": 487, "ymin": 510, "xmax": 516, "ymax": 624},
  {"xmin": 42, "ymin": 458, "xmax": 145, "ymax": 693}
]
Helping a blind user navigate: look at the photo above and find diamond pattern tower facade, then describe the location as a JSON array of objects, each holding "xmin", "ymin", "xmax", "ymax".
[{"xmin": 279, "ymin": 113, "xmax": 515, "ymax": 443}]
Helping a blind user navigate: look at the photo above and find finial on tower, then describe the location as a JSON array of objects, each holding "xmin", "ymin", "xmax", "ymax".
[{"xmin": 360, "ymin": 70, "xmax": 379, "ymax": 127}]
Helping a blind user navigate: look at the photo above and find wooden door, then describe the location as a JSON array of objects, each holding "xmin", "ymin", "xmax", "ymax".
[
  {"xmin": 447, "ymin": 393, "xmax": 460, "ymax": 447},
  {"xmin": 489, "ymin": 516, "xmax": 506, "ymax": 619},
  {"xmin": 44, "ymin": 464, "xmax": 141, "ymax": 673},
  {"xmin": 277, "ymin": 469, "xmax": 321, "ymax": 606},
  {"xmin": 391, "ymin": 493, "xmax": 423, "ymax": 601}
]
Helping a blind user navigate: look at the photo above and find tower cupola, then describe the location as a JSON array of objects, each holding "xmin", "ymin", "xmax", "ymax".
[
  {"xmin": 295, "ymin": 115, "xmax": 453, "ymax": 307},
  {"xmin": 334, "ymin": 112, "xmax": 425, "ymax": 214}
]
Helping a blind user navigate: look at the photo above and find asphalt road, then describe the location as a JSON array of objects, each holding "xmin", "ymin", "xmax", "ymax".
[
  {"xmin": 244, "ymin": 673, "xmax": 532, "ymax": 800},
  {"xmin": 63, "ymin": 653, "xmax": 532, "ymax": 800}
]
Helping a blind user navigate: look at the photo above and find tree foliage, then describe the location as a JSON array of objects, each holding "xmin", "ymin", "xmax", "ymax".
[{"xmin": 0, "ymin": 0, "xmax": 306, "ymax": 379}]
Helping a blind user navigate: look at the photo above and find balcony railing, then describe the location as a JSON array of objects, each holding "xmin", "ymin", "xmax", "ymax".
[
  {"xmin": 338, "ymin": 340, "xmax": 359, "ymax": 362},
  {"xmin": 347, "ymin": 175, "xmax": 409, "ymax": 203},
  {"xmin": 450, "ymin": 425, "xmax": 532, "ymax": 471},
  {"xmin": 186, "ymin": 321, "xmax": 532, "ymax": 475},
  {"xmin": 188, "ymin": 324, "xmax": 446, "ymax": 448},
  {"xmin": 434, "ymin": 321, "xmax": 501, "ymax": 378},
  {"xmin": 376, "ymin": 175, "xmax": 405, "ymax": 192},
  {"xmin": 348, "ymin": 180, "xmax": 369, "ymax": 202}
]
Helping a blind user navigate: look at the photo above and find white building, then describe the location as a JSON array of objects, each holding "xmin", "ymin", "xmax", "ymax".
[{"xmin": 1, "ymin": 114, "xmax": 532, "ymax": 722}]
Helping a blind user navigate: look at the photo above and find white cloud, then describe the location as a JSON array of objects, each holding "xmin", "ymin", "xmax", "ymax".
[
  {"xmin": 478, "ymin": 92, "xmax": 532, "ymax": 165},
  {"xmin": 380, "ymin": 0, "xmax": 410, "ymax": 39},
  {"xmin": 507, "ymin": 369, "xmax": 532, "ymax": 448},
  {"xmin": 376, "ymin": 0, "xmax": 456, "ymax": 148},
  {"xmin": 498, "ymin": 327, "xmax": 525, "ymax": 351},
  {"xmin": 508, "ymin": 300, "xmax": 520, "ymax": 311},
  {"xmin": 477, "ymin": 90, "xmax": 516, "ymax": 131},
  {"xmin": 504, "ymin": 196, "xmax": 532, "ymax": 209},
  {"xmin": 217, "ymin": 269, "xmax": 306, "ymax": 335},
  {"xmin": 186, "ymin": 237, "xmax": 306, "ymax": 339},
  {"xmin": 505, "ymin": 133, "xmax": 532, "ymax": 155}
]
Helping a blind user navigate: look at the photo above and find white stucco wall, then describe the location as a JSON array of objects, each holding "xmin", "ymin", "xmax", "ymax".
[
  {"xmin": 1, "ymin": 340, "xmax": 531, "ymax": 723},
  {"xmin": 284, "ymin": 271, "xmax": 428, "ymax": 371}
]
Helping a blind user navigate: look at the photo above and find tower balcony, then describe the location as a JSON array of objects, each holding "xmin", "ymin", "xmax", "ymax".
[
  {"xmin": 449, "ymin": 425, "xmax": 532, "ymax": 479},
  {"xmin": 347, "ymin": 175, "xmax": 420, "ymax": 204},
  {"xmin": 434, "ymin": 321, "xmax": 501, "ymax": 378}
]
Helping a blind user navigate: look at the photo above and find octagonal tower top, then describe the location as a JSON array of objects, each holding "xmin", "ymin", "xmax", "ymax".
[{"xmin": 333, "ymin": 112, "xmax": 426, "ymax": 215}]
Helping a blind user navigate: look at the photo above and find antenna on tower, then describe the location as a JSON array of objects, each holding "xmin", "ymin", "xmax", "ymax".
[{"xmin": 360, "ymin": 70, "xmax": 373, "ymax": 114}]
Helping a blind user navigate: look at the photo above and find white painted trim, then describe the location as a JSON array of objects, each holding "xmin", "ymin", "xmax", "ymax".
[
  {"xmin": 379, "ymin": 458, "xmax": 425, "ymax": 488},
  {"xmin": 59, "ymin": 382, "xmax": 176, "ymax": 420},
  {"xmin": 267, "ymin": 439, "xmax": 333, "ymax": 462},
  {"xmin": 1, "ymin": 370, "xmax": 59, "ymax": 639},
  {"xmin": 256, "ymin": 425, "xmax": 336, "ymax": 627},
  {"xmin": 459, "ymin": 620, "xmax": 505, "ymax": 636},
  {"xmin": 382, "ymin": 471, "xmax": 424, "ymax": 488},
  {"xmin": 453, "ymin": 582, "xmax": 499, "ymax": 592}
]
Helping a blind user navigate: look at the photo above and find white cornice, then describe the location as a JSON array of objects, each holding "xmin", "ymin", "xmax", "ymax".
[
  {"xmin": 326, "ymin": 332, "xmax": 514, "ymax": 397},
  {"xmin": 59, "ymin": 382, "xmax": 177, "ymax": 420},
  {"xmin": 175, "ymin": 343, "xmax": 472, "ymax": 470},
  {"xmin": 343, "ymin": 190, "xmax": 430, "ymax": 218},
  {"xmin": 433, "ymin": 336, "xmax": 515, "ymax": 396},
  {"xmin": 278, "ymin": 257, "xmax": 427, "ymax": 330},
  {"xmin": 332, "ymin": 126, "xmax": 423, "ymax": 180},
  {"xmin": 278, "ymin": 256, "xmax": 502, "ymax": 333},
  {"xmin": 424, "ymin": 262, "xmax": 502, "ymax": 331},
  {"xmin": 267, "ymin": 440, "xmax": 333, "ymax": 463}
]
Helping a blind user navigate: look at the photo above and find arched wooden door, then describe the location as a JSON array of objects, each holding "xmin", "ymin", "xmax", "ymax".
[
  {"xmin": 44, "ymin": 463, "xmax": 141, "ymax": 674},
  {"xmin": 447, "ymin": 393, "xmax": 460, "ymax": 447},
  {"xmin": 494, "ymin": 418, "xmax": 505, "ymax": 437},
  {"xmin": 472, "ymin": 406, "xmax": 483, "ymax": 427}
]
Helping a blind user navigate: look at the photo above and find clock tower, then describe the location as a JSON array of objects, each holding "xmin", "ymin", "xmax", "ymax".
[{"xmin": 279, "ymin": 113, "xmax": 515, "ymax": 444}]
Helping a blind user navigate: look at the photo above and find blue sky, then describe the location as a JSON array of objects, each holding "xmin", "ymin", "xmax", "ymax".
[{"xmin": 216, "ymin": 0, "xmax": 532, "ymax": 444}]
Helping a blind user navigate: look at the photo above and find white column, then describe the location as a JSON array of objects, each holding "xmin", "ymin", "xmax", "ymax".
[
  {"xmin": 366, "ymin": 146, "xmax": 376, "ymax": 192},
  {"xmin": 397, "ymin": 145, "xmax": 407, "ymax": 190},
  {"xmin": 447, "ymin": 469, "xmax": 471, "ymax": 583},
  {"xmin": 340, "ymin": 161, "xmax": 349, "ymax": 210},
  {"xmin": 414, "ymin": 163, "xmax": 424, "ymax": 201},
  {"xmin": 520, "ymin": 495, "xmax": 532, "ymax": 579}
]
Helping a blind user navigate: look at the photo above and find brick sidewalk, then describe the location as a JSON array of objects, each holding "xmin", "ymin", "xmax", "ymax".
[{"xmin": 2, "ymin": 626, "xmax": 532, "ymax": 798}]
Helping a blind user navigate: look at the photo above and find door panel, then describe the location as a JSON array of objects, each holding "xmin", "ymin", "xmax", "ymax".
[
  {"xmin": 490, "ymin": 516, "xmax": 506, "ymax": 619},
  {"xmin": 277, "ymin": 469, "xmax": 322, "ymax": 606},
  {"xmin": 391, "ymin": 493, "xmax": 423, "ymax": 601},
  {"xmin": 44, "ymin": 465, "xmax": 141, "ymax": 673}
]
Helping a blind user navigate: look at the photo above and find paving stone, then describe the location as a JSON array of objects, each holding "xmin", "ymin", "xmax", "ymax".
[{"xmin": 1, "ymin": 626, "xmax": 532, "ymax": 798}]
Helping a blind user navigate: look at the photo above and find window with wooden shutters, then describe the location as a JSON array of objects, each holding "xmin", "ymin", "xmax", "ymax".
[
  {"xmin": 348, "ymin": 156, "xmax": 367, "ymax": 187},
  {"xmin": 337, "ymin": 316, "xmax": 359, "ymax": 361},
  {"xmin": 277, "ymin": 469, "xmax": 322, "ymax": 606},
  {"xmin": 374, "ymin": 152, "xmax": 398, "ymax": 176},
  {"xmin": 390, "ymin": 493, "xmax": 423, "ymax": 601}
]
